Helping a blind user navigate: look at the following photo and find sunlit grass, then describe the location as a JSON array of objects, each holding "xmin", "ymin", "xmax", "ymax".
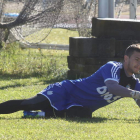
[
  {"xmin": 0, "ymin": 82, "xmax": 140, "ymax": 140},
  {"xmin": 25, "ymin": 28, "xmax": 79, "ymax": 45},
  {"xmin": 0, "ymin": 42, "xmax": 69, "ymax": 81}
]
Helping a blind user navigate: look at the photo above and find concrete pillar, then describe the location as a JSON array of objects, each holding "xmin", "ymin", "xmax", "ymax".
[
  {"xmin": 109, "ymin": 0, "xmax": 115, "ymax": 18},
  {"xmin": 98, "ymin": 0, "xmax": 115, "ymax": 18},
  {"xmin": 98, "ymin": 0, "xmax": 109, "ymax": 18},
  {"xmin": 130, "ymin": 0, "xmax": 137, "ymax": 19}
]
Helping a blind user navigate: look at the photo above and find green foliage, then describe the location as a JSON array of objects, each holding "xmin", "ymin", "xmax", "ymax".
[{"xmin": 0, "ymin": 42, "xmax": 68, "ymax": 81}]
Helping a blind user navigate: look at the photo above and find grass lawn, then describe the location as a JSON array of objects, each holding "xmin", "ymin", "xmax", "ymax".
[
  {"xmin": 25, "ymin": 28, "xmax": 79, "ymax": 45},
  {"xmin": 0, "ymin": 46, "xmax": 140, "ymax": 139},
  {"xmin": 0, "ymin": 78, "xmax": 140, "ymax": 139}
]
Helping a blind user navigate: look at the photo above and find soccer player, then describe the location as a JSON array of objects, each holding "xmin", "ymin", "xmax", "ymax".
[{"xmin": 0, "ymin": 44, "xmax": 140, "ymax": 118}]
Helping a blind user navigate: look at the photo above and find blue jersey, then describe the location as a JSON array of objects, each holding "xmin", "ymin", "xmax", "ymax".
[{"xmin": 38, "ymin": 61, "xmax": 140, "ymax": 112}]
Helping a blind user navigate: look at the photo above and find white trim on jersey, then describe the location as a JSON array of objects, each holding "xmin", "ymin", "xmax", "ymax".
[
  {"xmin": 111, "ymin": 66, "xmax": 120, "ymax": 79},
  {"xmin": 38, "ymin": 93, "xmax": 59, "ymax": 110},
  {"xmin": 66, "ymin": 105, "xmax": 83, "ymax": 109},
  {"xmin": 104, "ymin": 78, "xmax": 119, "ymax": 83},
  {"xmin": 106, "ymin": 61, "xmax": 122, "ymax": 82},
  {"xmin": 108, "ymin": 62, "xmax": 122, "ymax": 78}
]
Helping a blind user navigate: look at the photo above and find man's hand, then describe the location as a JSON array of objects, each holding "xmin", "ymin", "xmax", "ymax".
[{"xmin": 130, "ymin": 91, "xmax": 140, "ymax": 99}]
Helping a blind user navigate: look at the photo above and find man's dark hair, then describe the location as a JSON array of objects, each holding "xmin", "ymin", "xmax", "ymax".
[{"xmin": 125, "ymin": 44, "xmax": 140, "ymax": 57}]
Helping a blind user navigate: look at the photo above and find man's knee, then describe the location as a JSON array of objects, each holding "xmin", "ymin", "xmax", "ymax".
[{"xmin": 66, "ymin": 106, "xmax": 92, "ymax": 118}]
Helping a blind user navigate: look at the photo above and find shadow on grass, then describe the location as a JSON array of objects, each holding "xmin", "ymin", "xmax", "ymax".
[
  {"xmin": 0, "ymin": 72, "xmax": 47, "ymax": 80},
  {"xmin": 0, "ymin": 83, "xmax": 23, "ymax": 90},
  {"xmin": 65, "ymin": 116, "xmax": 108, "ymax": 123},
  {"xmin": 0, "ymin": 71, "xmax": 68, "ymax": 81},
  {"xmin": 0, "ymin": 116, "xmax": 139, "ymax": 124},
  {"xmin": 0, "ymin": 116, "xmax": 107, "ymax": 122},
  {"xmin": 0, "ymin": 72, "xmax": 68, "ymax": 90},
  {"xmin": 40, "ymin": 75, "xmax": 68, "ymax": 85},
  {"xmin": 65, "ymin": 117, "xmax": 140, "ymax": 123}
]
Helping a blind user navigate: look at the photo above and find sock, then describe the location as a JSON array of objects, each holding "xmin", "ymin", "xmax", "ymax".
[{"xmin": 37, "ymin": 111, "xmax": 45, "ymax": 117}]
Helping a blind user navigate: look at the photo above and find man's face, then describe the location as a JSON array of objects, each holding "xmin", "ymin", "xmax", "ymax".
[{"xmin": 124, "ymin": 51, "xmax": 140, "ymax": 76}]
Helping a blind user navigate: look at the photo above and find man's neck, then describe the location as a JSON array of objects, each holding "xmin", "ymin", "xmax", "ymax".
[
  {"xmin": 124, "ymin": 69, "xmax": 132, "ymax": 77},
  {"xmin": 123, "ymin": 64, "xmax": 132, "ymax": 77}
]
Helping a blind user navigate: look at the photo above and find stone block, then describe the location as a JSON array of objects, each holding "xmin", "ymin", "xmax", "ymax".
[
  {"xmin": 69, "ymin": 37, "xmax": 115, "ymax": 57},
  {"xmin": 69, "ymin": 37, "xmax": 98, "ymax": 57},
  {"xmin": 115, "ymin": 40, "xmax": 140, "ymax": 57},
  {"xmin": 67, "ymin": 56, "xmax": 123, "ymax": 66},
  {"xmin": 67, "ymin": 70, "xmax": 93, "ymax": 79},
  {"xmin": 97, "ymin": 38, "xmax": 115, "ymax": 57},
  {"xmin": 92, "ymin": 18, "xmax": 140, "ymax": 40},
  {"xmin": 68, "ymin": 63, "xmax": 101, "ymax": 73}
]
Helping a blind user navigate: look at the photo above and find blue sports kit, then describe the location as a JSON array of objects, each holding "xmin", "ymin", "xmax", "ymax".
[{"xmin": 38, "ymin": 61, "xmax": 140, "ymax": 112}]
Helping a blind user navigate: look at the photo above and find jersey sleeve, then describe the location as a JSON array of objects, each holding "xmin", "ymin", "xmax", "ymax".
[
  {"xmin": 134, "ymin": 79, "xmax": 140, "ymax": 91},
  {"xmin": 134, "ymin": 79, "xmax": 140, "ymax": 102},
  {"xmin": 101, "ymin": 61, "xmax": 121, "ymax": 83}
]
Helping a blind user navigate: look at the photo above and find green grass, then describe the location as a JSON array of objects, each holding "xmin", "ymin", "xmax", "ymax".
[
  {"xmin": 1, "ymin": 44, "xmax": 140, "ymax": 139},
  {"xmin": 25, "ymin": 28, "xmax": 79, "ymax": 45},
  {"xmin": 0, "ymin": 80, "xmax": 140, "ymax": 139},
  {"xmin": 0, "ymin": 42, "xmax": 69, "ymax": 80}
]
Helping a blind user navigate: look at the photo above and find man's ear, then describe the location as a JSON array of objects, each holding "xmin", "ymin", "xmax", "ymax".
[{"xmin": 124, "ymin": 55, "xmax": 129, "ymax": 62}]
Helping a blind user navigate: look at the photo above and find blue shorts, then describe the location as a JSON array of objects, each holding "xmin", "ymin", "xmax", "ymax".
[{"xmin": 38, "ymin": 82, "xmax": 83, "ymax": 111}]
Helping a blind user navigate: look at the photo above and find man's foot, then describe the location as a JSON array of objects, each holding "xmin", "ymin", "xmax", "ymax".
[{"xmin": 23, "ymin": 111, "xmax": 45, "ymax": 118}]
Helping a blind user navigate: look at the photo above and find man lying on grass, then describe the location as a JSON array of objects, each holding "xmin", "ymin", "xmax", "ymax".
[{"xmin": 0, "ymin": 44, "xmax": 140, "ymax": 118}]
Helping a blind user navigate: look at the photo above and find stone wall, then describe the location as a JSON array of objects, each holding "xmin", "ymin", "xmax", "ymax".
[{"xmin": 67, "ymin": 18, "xmax": 140, "ymax": 79}]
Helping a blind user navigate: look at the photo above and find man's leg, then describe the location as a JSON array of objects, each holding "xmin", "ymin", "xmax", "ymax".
[
  {"xmin": 66, "ymin": 106, "xmax": 92, "ymax": 118},
  {"xmin": 0, "ymin": 94, "xmax": 52, "ymax": 114}
]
